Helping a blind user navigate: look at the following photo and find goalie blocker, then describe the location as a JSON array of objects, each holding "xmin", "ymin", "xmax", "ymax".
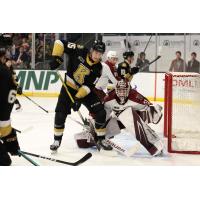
[{"xmin": 75, "ymin": 80, "xmax": 164, "ymax": 156}]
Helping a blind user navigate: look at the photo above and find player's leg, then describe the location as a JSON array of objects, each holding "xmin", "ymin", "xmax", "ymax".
[
  {"xmin": 0, "ymin": 140, "xmax": 12, "ymax": 166},
  {"xmin": 118, "ymin": 107, "xmax": 164, "ymax": 156},
  {"xmin": 50, "ymin": 86, "xmax": 76, "ymax": 151},
  {"xmin": 82, "ymin": 91, "xmax": 112, "ymax": 150},
  {"xmin": 0, "ymin": 104, "xmax": 20, "ymax": 164}
]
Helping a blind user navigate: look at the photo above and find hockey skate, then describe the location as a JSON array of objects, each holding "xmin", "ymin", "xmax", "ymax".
[
  {"xmin": 97, "ymin": 137, "xmax": 113, "ymax": 151},
  {"xmin": 50, "ymin": 136, "xmax": 62, "ymax": 153}
]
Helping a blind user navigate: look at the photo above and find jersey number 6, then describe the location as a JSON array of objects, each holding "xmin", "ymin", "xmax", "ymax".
[{"xmin": 8, "ymin": 90, "xmax": 17, "ymax": 104}]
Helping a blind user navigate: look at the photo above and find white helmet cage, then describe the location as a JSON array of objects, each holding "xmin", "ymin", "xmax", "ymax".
[{"xmin": 115, "ymin": 80, "xmax": 130, "ymax": 104}]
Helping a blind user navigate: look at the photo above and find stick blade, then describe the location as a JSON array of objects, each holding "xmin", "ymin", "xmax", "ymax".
[{"xmin": 74, "ymin": 152, "xmax": 92, "ymax": 166}]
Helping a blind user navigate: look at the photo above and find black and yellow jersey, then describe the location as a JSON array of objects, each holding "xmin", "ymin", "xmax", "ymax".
[
  {"xmin": 52, "ymin": 40, "xmax": 103, "ymax": 98},
  {"xmin": 117, "ymin": 60, "xmax": 132, "ymax": 80},
  {"xmin": 0, "ymin": 63, "xmax": 17, "ymax": 104}
]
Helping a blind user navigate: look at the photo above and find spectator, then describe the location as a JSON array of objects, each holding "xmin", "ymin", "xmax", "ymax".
[
  {"xmin": 187, "ymin": 52, "xmax": 200, "ymax": 73},
  {"xmin": 21, "ymin": 37, "xmax": 30, "ymax": 52},
  {"xmin": 136, "ymin": 52, "xmax": 150, "ymax": 72},
  {"xmin": 13, "ymin": 46, "xmax": 31, "ymax": 69},
  {"xmin": 169, "ymin": 51, "xmax": 187, "ymax": 72},
  {"xmin": 36, "ymin": 45, "xmax": 44, "ymax": 62}
]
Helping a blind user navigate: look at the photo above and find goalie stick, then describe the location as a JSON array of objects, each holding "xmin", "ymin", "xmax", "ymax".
[
  {"xmin": 69, "ymin": 116, "xmax": 140, "ymax": 157},
  {"xmin": 19, "ymin": 151, "xmax": 92, "ymax": 166}
]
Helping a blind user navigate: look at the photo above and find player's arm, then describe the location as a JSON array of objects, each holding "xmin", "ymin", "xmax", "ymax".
[
  {"xmin": 50, "ymin": 40, "xmax": 85, "ymax": 70},
  {"xmin": 104, "ymin": 63, "xmax": 118, "ymax": 85},
  {"xmin": 72, "ymin": 66, "xmax": 102, "ymax": 112},
  {"xmin": 96, "ymin": 63, "xmax": 117, "ymax": 91}
]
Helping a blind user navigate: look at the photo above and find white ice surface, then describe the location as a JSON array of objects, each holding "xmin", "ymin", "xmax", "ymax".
[{"xmin": 10, "ymin": 96, "xmax": 200, "ymax": 166}]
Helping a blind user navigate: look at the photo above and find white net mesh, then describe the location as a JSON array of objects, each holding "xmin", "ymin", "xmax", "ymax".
[{"xmin": 171, "ymin": 72, "xmax": 200, "ymax": 151}]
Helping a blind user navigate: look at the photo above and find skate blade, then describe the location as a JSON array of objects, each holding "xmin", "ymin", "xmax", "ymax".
[{"xmin": 99, "ymin": 149, "xmax": 118, "ymax": 157}]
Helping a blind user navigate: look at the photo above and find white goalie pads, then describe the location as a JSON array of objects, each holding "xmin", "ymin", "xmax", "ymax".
[{"xmin": 106, "ymin": 107, "xmax": 164, "ymax": 156}]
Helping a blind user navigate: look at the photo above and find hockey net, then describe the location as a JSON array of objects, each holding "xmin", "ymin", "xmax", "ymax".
[{"xmin": 164, "ymin": 72, "xmax": 200, "ymax": 154}]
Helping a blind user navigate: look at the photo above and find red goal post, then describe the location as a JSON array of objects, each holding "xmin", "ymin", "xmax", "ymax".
[{"xmin": 164, "ymin": 72, "xmax": 200, "ymax": 154}]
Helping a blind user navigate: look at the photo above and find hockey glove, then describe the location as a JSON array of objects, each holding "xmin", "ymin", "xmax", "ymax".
[
  {"xmin": 130, "ymin": 67, "xmax": 139, "ymax": 75},
  {"xmin": 72, "ymin": 97, "xmax": 82, "ymax": 112},
  {"xmin": 49, "ymin": 56, "xmax": 63, "ymax": 70},
  {"xmin": 17, "ymin": 86, "xmax": 22, "ymax": 95},
  {"xmin": 2, "ymin": 129, "xmax": 20, "ymax": 156}
]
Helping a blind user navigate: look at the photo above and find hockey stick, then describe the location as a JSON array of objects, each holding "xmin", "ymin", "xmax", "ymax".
[
  {"xmin": 14, "ymin": 126, "xmax": 34, "ymax": 134},
  {"xmin": 69, "ymin": 116, "xmax": 140, "ymax": 157},
  {"xmin": 143, "ymin": 34, "xmax": 153, "ymax": 53},
  {"xmin": 18, "ymin": 150, "xmax": 39, "ymax": 166},
  {"xmin": 149, "ymin": 55, "xmax": 161, "ymax": 65},
  {"xmin": 124, "ymin": 39, "xmax": 132, "ymax": 51},
  {"xmin": 139, "ymin": 55, "xmax": 162, "ymax": 72},
  {"xmin": 22, "ymin": 94, "xmax": 49, "ymax": 113},
  {"xmin": 55, "ymin": 70, "xmax": 85, "ymax": 122},
  {"xmin": 20, "ymin": 151, "xmax": 92, "ymax": 166}
]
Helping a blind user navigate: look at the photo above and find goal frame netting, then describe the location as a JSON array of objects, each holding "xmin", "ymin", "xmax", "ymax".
[{"xmin": 164, "ymin": 72, "xmax": 200, "ymax": 154}]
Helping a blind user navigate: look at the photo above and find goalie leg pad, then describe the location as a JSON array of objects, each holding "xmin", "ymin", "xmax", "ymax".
[{"xmin": 131, "ymin": 109, "xmax": 163, "ymax": 156}]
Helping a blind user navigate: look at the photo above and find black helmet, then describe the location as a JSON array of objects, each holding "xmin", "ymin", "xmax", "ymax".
[
  {"xmin": 91, "ymin": 40, "xmax": 106, "ymax": 53},
  {"xmin": 123, "ymin": 51, "xmax": 134, "ymax": 59}
]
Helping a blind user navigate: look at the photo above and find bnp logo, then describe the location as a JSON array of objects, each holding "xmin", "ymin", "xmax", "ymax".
[{"xmin": 16, "ymin": 70, "xmax": 60, "ymax": 90}]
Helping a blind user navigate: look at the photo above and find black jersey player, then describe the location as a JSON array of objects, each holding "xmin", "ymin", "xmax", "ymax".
[
  {"xmin": 117, "ymin": 51, "xmax": 139, "ymax": 81},
  {"xmin": 0, "ymin": 34, "xmax": 20, "ymax": 166},
  {"xmin": 5, "ymin": 58, "xmax": 22, "ymax": 110},
  {"xmin": 49, "ymin": 39, "xmax": 112, "ymax": 151}
]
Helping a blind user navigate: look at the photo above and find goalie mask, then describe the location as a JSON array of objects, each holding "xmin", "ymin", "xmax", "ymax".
[{"xmin": 115, "ymin": 80, "xmax": 130, "ymax": 104}]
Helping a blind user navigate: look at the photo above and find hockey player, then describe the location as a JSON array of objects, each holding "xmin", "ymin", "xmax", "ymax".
[
  {"xmin": 49, "ymin": 39, "xmax": 113, "ymax": 151},
  {"xmin": 75, "ymin": 79, "xmax": 163, "ymax": 156},
  {"xmin": 104, "ymin": 50, "xmax": 119, "ymax": 80},
  {"xmin": 5, "ymin": 58, "xmax": 22, "ymax": 110},
  {"xmin": 0, "ymin": 34, "xmax": 20, "ymax": 166},
  {"xmin": 117, "ymin": 51, "xmax": 139, "ymax": 81},
  {"xmin": 95, "ymin": 50, "xmax": 119, "ymax": 101}
]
